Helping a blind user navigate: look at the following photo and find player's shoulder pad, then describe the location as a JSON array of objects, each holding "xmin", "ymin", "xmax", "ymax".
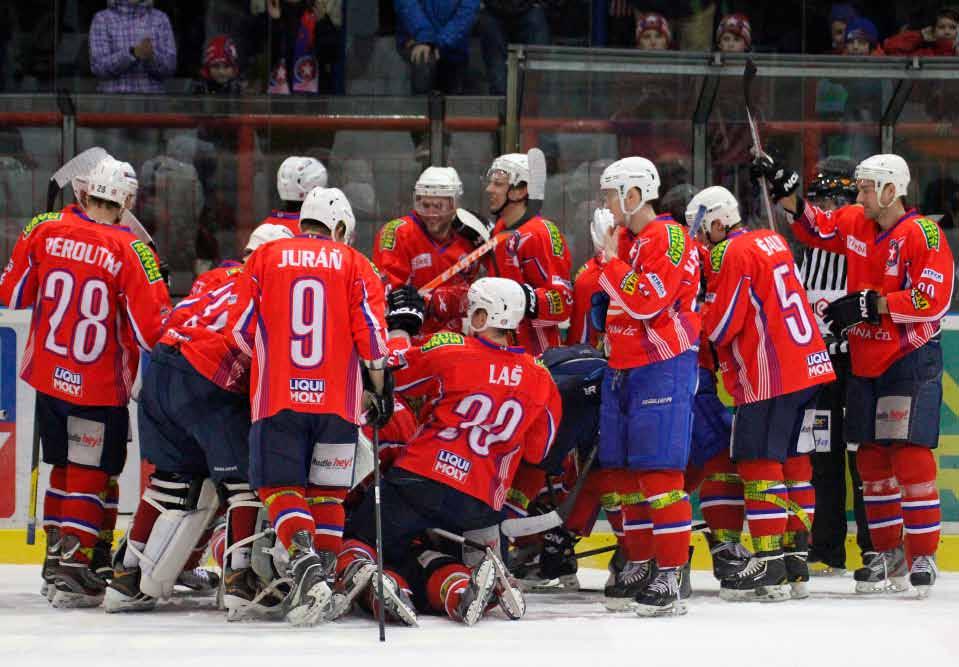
[
  {"xmin": 913, "ymin": 216, "xmax": 941, "ymax": 251},
  {"xmin": 710, "ymin": 239, "xmax": 732, "ymax": 273},
  {"xmin": 22, "ymin": 211, "xmax": 62, "ymax": 238},
  {"xmin": 129, "ymin": 240, "xmax": 164, "ymax": 284},
  {"xmin": 663, "ymin": 223, "xmax": 687, "ymax": 267},
  {"xmin": 538, "ymin": 217, "xmax": 567, "ymax": 257},
  {"xmin": 379, "ymin": 218, "xmax": 407, "ymax": 251},
  {"xmin": 420, "ymin": 331, "xmax": 466, "ymax": 352}
]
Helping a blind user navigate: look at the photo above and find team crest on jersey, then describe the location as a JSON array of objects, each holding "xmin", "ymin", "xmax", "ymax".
[
  {"xmin": 23, "ymin": 211, "xmax": 61, "ymax": 238},
  {"xmin": 710, "ymin": 240, "xmax": 729, "ymax": 273},
  {"xmin": 543, "ymin": 220, "xmax": 565, "ymax": 257},
  {"xmin": 665, "ymin": 225, "xmax": 685, "ymax": 266},
  {"xmin": 620, "ymin": 272, "xmax": 639, "ymax": 295},
  {"xmin": 130, "ymin": 240, "xmax": 163, "ymax": 283},
  {"xmin": 505, "ymin": 231, "xmax": 523, "ymax": 257},
  {"xmin": 885, "ymin": 240, "xmax": 900, "ymax": 276},
  {"xmin": 916, "ymin": 217, "xmax": 940, "ymax": 250},
  {"xmin": 226, "ymin": 267, "xmax": 242, "ymax": 277},
  {"xmin": 545, "ymin": 289, "xmax": 563, "ymax": 315},
  {"xmin": 379, "ymin": 219, "xmax": 406, "ymax": 250},
  {"xmin": 421, "ymin": 331, "xmax": 465, "ymax": 352},
  {"xmin": 911, "ymin": 288, "xmax": 931, "ymax": 311}
]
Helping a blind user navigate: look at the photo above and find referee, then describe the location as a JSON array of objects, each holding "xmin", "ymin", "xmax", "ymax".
[{"xmin": 798, "ymin": 170, "xmax": 874, "ymax": 575}]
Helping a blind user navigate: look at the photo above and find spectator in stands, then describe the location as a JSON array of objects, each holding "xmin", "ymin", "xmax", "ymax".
[
  {"xmin": 192, "ymin": 35, "xmax": 244, "ymax": 95},
  {"xmin": 715, "ymin": 13, "xmax": 751, "ymax": 53},
  {"xmin": 883, "ymin": 7, "xmax": 959, "ymax": 56},
  {"xmin": 393, "ymin": 0, "xmax": 480, "ymax": 95},
  {"xmin": 477, "ymin": 1, "xmax": 550, "ymax": 96},
  {"xmin": 267, "ymin": 0, "xmax": 343, "ymax": 95},
  {"xmin": 828, "ymin": 3, "xmax": 858, "ymax": 53},
  {"xmin": 634, "ymin": 13, "xmax": 672, "ymax": 50},
  {"xmin": 89, "ymin": 0, "xmax": 177, "ymax": 94},
  {"xmin": 843, "ymin": 17, "xmax": 883, "ymax": 55}
]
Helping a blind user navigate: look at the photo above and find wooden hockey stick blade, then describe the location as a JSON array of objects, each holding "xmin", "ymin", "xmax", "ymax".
[{"xmin": 417, "ymin": 232, "xmax": 506, "ymax": 298}]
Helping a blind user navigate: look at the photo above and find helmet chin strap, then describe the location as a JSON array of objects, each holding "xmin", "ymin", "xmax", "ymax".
[{"xmin": 619, "ymin": 188, "xmax": 644, "ymax": 218}]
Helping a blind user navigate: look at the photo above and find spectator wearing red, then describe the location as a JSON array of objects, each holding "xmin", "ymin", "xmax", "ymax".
[
  {"xmin": 843, "ymin": 17, "xmax": 883, "ymax": 56},
  {"xmin": 828, "ymin": 4, "xmax": 858, "ymax": 54},
  {"xmin": 635, "ymin": 13, "xmax": 671, "ymax": 50},
  {"xmin": 191, "ymin": 35, "xmax": 243, "ymax": 95},
  {"xmin": 716, "ymin": 13, "xmax": 751, "ymax": 53},
  {"xmin": 883, "ymin": 9, "xmax": 959, "ymax": 57}
]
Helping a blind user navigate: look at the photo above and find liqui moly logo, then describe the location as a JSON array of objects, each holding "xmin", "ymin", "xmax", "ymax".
[
  {"xmin": 433, "ymin": 449, "xmax": 471, "ymax": 483},
  {"xmin": 53, "ymin": 367, "xmax": 82, "ymax": 397},
  {"xmin": 290, "ymin": 378, "xmax": 325, "ymax": 404}
]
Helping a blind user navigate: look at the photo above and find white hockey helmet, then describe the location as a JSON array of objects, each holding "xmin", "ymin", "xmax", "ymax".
[
  {"xmin": 467, "ymin": 277, "xmax": 527, "ymax": 332},
  {"xmin": 590, "ymin": 208, "xmax": 615, "ymax": 253},
  {"xmin": 245, "ymin": 223, "xmax": 294, "ymax": 254},
  {"xmin": 300, "ymin": 187, "xmax": 356, "ymax": 244},
  {"xmin": 487, "ymin": 153, "xmax": 530, "ymax": 187},
  {"xmin": 685, "ymin": 186, "xmax": 741, "ymax": 235},
  {"xmin": 277, "ymin": 156, "xmax": 328, "ymax": 202},
  {"xmin": 85, "ymin": 157, "xmax": 138, "ymax": 209},
  {"xmin": 854, "ymin": 154, "xmax": 910, "ymax": 203},
  {"xmin": 414, "ymin": 166, "xmax": 463, "ymax": 199},
  {"xmin": 600, "ymin": 157, "xmax": 660, "ymax": 216}
]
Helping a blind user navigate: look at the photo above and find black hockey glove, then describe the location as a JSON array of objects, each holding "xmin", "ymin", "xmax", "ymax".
[
  {"xmin": 751, "ymin": 154, "xmax": 800, "ymax": 201},
  {"xmin": 521, "ymin": 283, "xmax": 538, "ymax": 318},
  {"xmin": 386, "ymin": 284, "xmax": 426, "ymax": 336},
  {"xmin": 823, "ymin": 290, "xmax": 880, "ymax": 339},
  {"xmin": 539, "ymin": 527, "xmax": 578, "ymax": 581},
  {"xmin": 589, "ymin": 291, "xmax": 609, "ymax": 333},
  {"xmin": 362, "ymin": 366, "xmax": 394, "ymax": 429}
]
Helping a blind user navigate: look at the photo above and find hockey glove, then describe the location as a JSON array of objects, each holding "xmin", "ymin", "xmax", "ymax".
[
  {"xmin": 823, "ymin": 290, "xmax": 880, "ymax": 339},
  {"xmin": 386, "ymin": 284, "xmax": 426, "ymax": 337},
  {"xmin": 452, "ymin": 208, "xmax": 493, "ymax": 247},
  {"xmin": 522, "ymin": 283, "xmax": 538, "ymax": 318},
  {"xmin": 751, "ymin": 154, "xmax": 800, "ymax": 201},
  {"xmin": 362, "ymin": 366, "xmax": 394, "ymax": 429},
  {"xmin": 539, "ymin": 527, "xmax": 578, "ymax": 580},
  {"xmin": 589, "ymin": 291, "xmax": 610, "ymax": 333}
]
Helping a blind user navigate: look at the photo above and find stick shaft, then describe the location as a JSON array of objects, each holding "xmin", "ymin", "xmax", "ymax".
[{"xmin": 372, "ymin": 426, "xmax": 386, "ymax": 642}]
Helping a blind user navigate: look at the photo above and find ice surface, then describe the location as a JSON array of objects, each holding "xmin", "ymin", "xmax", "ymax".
[{"xmin": 1, "ymin": 566, "xmax": 956, "ymax": 667}]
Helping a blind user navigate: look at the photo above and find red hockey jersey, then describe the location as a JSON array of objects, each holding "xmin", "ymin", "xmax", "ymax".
[
  {"xmin": 704, "ymin": 228, "xmax": 835, "ymax": 404},
  {"xmin": 567, "ymin": 256, "xmax": 603, "ymax": 347},
  {"xmin": 792, "ymin": 205, "xmax": 954, "ymax": 378},
  {"xmin": 258, "ymin": 210, "xmax": 301, "ymax": 237},
  {"xmin": 188, "ymin": 261, "xmax": 243, "ymax": 297},
  {"xmin": 0, "ymin": 206, "xmax": 171, "ymax": 406},
  {"xmin": 372, "ymin": 212, "xmax": 477, "ymax": 335},
  {"xmin": 161, "ymin": 273, "xmax": 257, "ymax": 393},
  {"xmin": 484, "ymin": 214, "xmax": 573, "ymax": 355},
  {"xmin": 242, "ymin": 233, "xmax": 389, "ymax": 423},
  {"xmin": 391, "ymin": 331, "xmax": 562, "ymax": 511},
  {"xmin": 598, "ymin": 215, "xmax": 701, "ymax": 370}
]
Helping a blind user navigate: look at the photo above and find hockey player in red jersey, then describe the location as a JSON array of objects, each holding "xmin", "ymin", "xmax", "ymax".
[
  {"xmin": 593, "ymin": 157, "xmax": 701, "ymax": 616},
  {"xmin": 339, "ymin": 277, "xmax": 562, "ymax": 626},
  {"xmin": 0, "ymin": 157, "xmax": 171, "ymax": 608},
  {"xmin": 374, "ymin": 167, "xmax": 489, "ymax": 338},
  {"xmin": 255, "ymin": 156, "xmax": 328, "ymax": 236},
  {"xmin": 105, "ymin": 222, "xmax": 292, "ymax": 617},
  {"xmin": 697, "ymin": 185, "xmax": 834, "ymax": 602},
  {"xmin": 567, "ymin": 208, "xmax": 615, "ymax": 348},
  {"xmin": 483, "ymin": 154, "xmax": 572, "ymax": 355},
  {"xmin": 186, "ymin": 223, "xmax": 293, "ymax": 297},
  {"xmin": 243, "ymin": 186, "xmax": 392, "ymax": 626},
  {"xmin": 755, "ymin": 152, "xmax": 954, "ymax": 597}
]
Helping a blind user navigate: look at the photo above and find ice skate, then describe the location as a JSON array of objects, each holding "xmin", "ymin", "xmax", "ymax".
[
  {"xmin": 176, "ymin": 567, "xmax": 221, "ymax": 594},
  {"xmin": 453, "ymin": 557, "xmax": 496, "ymax": 627},
  {"xmin": 909, "ymin": 555, "xmax": 938, "ymax": 599},
  {"xmin": 719, "ymin": 550, "xmax": 790, "ymax": 602},
  {"xmin": 104, "ymin": 566, "xmax": 157, "ymax": 613},
  {"xmin": 224, "ymin": 566, "xmax": 286, "ymax": 621},
  {"xmin": 91, "ymin": 539, "xmax": 114, "ymax": 582},
  {"xmin": 632, "ymin": 567, "xmax": 687, "ymax": 617},
  {"xmin": 854, "ymin": 546, "xmax": 908, "ymax": 594},
  {"xmin": 485, "ymin": 546, "xmax": 526, "ymax": 620},
  {"xmin": 41, "ymin": 529, "xmax": 61, "ymax": 601},
  {"xmin": 52, "ymin": 536, "xmax": 107, "ymax": 609},
  {"xmin": 372, "ymin": 573, "xmax": 419, "ymax": 627},
  {"xmin": 709, "ymin": 540, "xmax": 752, "ymax": 581},
  {"xmin": 331, "ymin": 558, "xmax": 377, "ymax": 620},
  {"xmin": 283, "ymin": 532, "xmax": 336, "ymax": 627},
  {"xmin": 604, "ymin": 559, "xmax": 655, "ymax": 611},
  {"xmin": 784, "ymin": 533, "xmax": 810, "ymax": 599}
]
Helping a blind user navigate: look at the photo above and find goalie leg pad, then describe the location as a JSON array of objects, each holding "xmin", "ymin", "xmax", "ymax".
[{"xmin": 138, "ymin": 474, "xmax": 219, "ymax": 600}]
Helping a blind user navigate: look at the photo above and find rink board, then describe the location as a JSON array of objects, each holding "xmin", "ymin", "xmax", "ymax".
[{"xmin": 2, "ymin": 309, "xmax": 959, "ymax": 566}]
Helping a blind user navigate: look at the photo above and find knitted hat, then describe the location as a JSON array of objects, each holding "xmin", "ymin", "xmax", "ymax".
[
  {"xmin": 716, "ymin": 13, "xmax": 752, "ymax": 50},
  {"xmin": 635, "ymin": 13, "xmax": 672, "ymax": 45},
  {"xmin": 202, "ymin": 35, "xmax": 238, "ymax": 72},
  {"xmin": 844, "ymin": 17, "xmax": 878, "ymax": 47}
]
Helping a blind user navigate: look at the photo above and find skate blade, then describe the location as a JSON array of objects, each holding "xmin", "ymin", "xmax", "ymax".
[
  {"xmin": 285, "ymin": 582, "xmax": 334, "ymax": 627},
  {"xmin": 789, "ymin": 581, "xmax": 809, "ymax": 599},
  {"xmin": 463, "ymin": 561, "xmax": 496, "ymax": 627},
  {"xmin": 51, "ymin": 589, "xmax": 104, "ymax": 609},
  {"xmin": 604, "ymin": 596, "xmax": 637, "ymax": 612},
  {"xmin": 498, "ymin": 587, "xmax": 527, "ymax": 620},
  {"xmin": 225, "ymin": 596, "xmax": 286, "ymax": 622},
  {"xmin": 382, "ymin": 580, "xmax": 419, "ymax": 627},
  {"xmin": 854, "ymin": 577, "xmax": 909, "ymax": 595},
  {"xmin": 631, "ymin": 599, "xmax": 688, "ymax": 617},
  {"xmin": 914, "ymin": 585, "xmax": 932, "ymax": 600},
  {"xmin": 103, "ymin": 588, "xmax": 157, "ymax": 613},
  {"xmin": 719, "ymin": 584, "xmax": 791, "ymax": 603}
]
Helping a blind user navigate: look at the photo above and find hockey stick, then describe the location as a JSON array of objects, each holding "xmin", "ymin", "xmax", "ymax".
[
  {"xmin": 46, "ymin": 146, "xmax": 110, "ymax": 212},
  {"xmin": 500, "ymin": 444, "xmax": 598, "ymax": 539},
  {"xmin": 744, "ymin": 60, "xmax": 776, "ymax": 232},
  {"xmin": 25, "ymin": 420, "xmax": 40, "ymax": 545},
  {"xmin": 417, "ymin": 148, "xmax": 546, "ymax": 298},
  {"xmin": 372, "ymin": 425, "xmax": 386, "ymax": 642}
]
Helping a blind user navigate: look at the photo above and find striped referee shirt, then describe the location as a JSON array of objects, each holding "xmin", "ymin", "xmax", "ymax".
[{"xmin": 801, "ymin": 246, "xmax": 847, "ymax": 337}]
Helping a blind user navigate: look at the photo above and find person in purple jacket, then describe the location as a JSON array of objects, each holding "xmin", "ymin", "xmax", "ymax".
[{"xmin": 89, "ymin": 0, "xmax": 177, "ymax": 94}]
